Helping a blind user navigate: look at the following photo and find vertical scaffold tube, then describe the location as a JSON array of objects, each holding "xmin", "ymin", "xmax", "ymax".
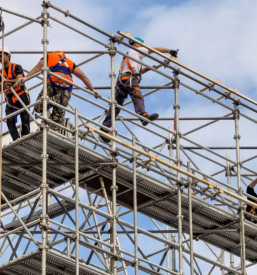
[
  {"xmin": 0, "ymin": 18, "xmax": 4, "ymax": 239},
  {"xmin": 75, "ymin": 108, "xmax": 79, "ymax": 274},
  {"xmin": 226, "ymin": 155, "xmax": 234, "ymax": 269},
  {"xmin": 41, "ymin": 2, "xmax": 49, "ymax": 274},
  {"xmin": 169, "ymin": 127, "xmax": 175, "ymax": 272},
  {"xmin": 109, "ymin": 39, "xmax": 117, "ymax": 275},
  {"xmin": 233, "ymin": 103, "xmax": 246, "ymax": 274},
  {"xmin": 187, "ymin": 161, "xmax": 194, "ymax": 275},
  {"xmin": 132, "ymin": 135, "xmax": 138, "ymax": 274},
  {"xmin": 173, "ymin": 70, "xmax": 183, "ymax": 274}
]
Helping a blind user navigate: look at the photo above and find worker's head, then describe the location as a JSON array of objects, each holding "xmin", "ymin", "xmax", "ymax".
[
  {"xmin": 53, "ymin": 50, "xmax": 66, "ymax": 58},
  {"xmin": 0, "ymin": 47, "xmax": 11, "ymax": 64},
  {"xmin": 129, "ymin": 37, "xmax": 144, "ymax": 48}
]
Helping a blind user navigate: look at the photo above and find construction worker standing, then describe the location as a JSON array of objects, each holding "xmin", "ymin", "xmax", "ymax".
[
  {"xmin": 23, "ymin": 51, "xmax": 100, "ymax": 132},
  {"xmin": 0, "ymin": 47, "xmax": 30, "ymax": 141},
  {"xmin": 100, "ymin": 37, "xmax": 178, "ymax": 143}
]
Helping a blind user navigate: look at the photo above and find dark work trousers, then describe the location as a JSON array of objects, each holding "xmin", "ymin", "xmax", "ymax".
[
  {"xmin": 102, "ymin": 77, "xmax": 146, "ymax": 128},
  {"xmin": 5, "ymin": 94, "xmax": 30, "ymax": 141}
]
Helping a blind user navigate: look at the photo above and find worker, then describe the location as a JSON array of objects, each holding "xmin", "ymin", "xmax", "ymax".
[
  {"xmin": 246, "ymin": 179, "xmax": 257, "ymax": 222},
  {"xmin": 100, "ymin": 37, "xmax": 178, "ymax": 143},
  {"xmin": 0, "ymin": 47, "xmax": 30, "ymax": 141},
  {"xmin": 22, "ymin": 51, "xmax": 100, "ymax": 132}
]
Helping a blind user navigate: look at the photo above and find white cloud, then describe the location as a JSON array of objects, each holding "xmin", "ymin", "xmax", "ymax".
[{"xmin": 131, "ymin": 0, "xmax": 257, "ymax": 95}]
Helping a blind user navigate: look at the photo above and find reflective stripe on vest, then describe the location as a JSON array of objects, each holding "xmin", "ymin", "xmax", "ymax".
[
  {"xmin": 1, "ymin": 62, "xmax": 26, "ymax": 94},
  {"xmin": 47, "ymin": 53, "xmax": 74, "ymax": 84}
]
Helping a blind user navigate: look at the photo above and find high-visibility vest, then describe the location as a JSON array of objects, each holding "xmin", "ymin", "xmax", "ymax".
[
  {"xmin": 1, "ymin": 63, "xmax": 27, "ymax": 105},
  {"xmin": 47, "ymin": 53, "xmax": 74, "ymax": 84}
]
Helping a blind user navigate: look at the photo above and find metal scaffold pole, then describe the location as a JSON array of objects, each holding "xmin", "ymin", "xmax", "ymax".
[
  {"xmin": 109, "ymin": 38, "xmax": 117, "ymax": 275},
  {"xmin": 0, "ymin": 11, "xmax": 4, "ymax": 234},
  {"xmin": 173, "ymin": 69, "xmax": 183, "ymax": 274},
  {"xmin": 41, "ymin": 2, "xmax": 49, "ymax": 274},
  {"xmin": 226, "ymin": 155, "xmax": 234, "ymax": 269},
  {"xmin": 132, "ymin": 135, "xmax": 138, "ymax": 274},
  {"xmin": 187, "ymin": 161, "xmax": 194, "ymax": 275},
  {"xmin": 233, "ymin": 103, "xmax": 246, "ymax": 274},
  {"xmin": 169, "ymin": 127, "xmax": 175, "ymax": 273},
  {"xmin": 75, "ymin": 108, "xmax": 79, "ymax": 274}
]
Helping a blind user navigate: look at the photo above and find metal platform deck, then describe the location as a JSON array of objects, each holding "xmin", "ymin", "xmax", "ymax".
[
  {"xmin": 0, "ymin": 251, "xmax": 108, "ymax": 275},
  {"xmin": 4, "ymin": 201, "xmax": 75, "ymax": 231},
  {"xmin": 2, "ymin": 131, "xmax": 257, "ymax": 263}
]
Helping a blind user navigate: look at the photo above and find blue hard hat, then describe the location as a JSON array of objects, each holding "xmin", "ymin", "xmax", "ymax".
[{"xmin": 129, "ymin": 37, "xmax": 144, "ymax": 45}]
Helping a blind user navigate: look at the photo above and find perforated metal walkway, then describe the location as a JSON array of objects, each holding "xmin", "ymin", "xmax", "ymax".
[
  {"xmin": 0, "ymin": 251, "xmax": 108, "ymax": 275},
  {"xmin": 1, "ymin": 130, "xmax": 257, "ymax": 264}
]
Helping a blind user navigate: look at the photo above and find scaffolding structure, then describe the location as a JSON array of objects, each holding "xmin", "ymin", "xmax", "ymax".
[{"xmin": 1, "ymin": 2, "xmax": 257, "ymax": 275}]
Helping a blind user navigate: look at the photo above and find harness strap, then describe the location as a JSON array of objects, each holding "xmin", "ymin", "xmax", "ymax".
[
  {"xmin": 48, "ymin": 76, "xmax": 73, "ymax": 95},
  {"xmin": 125, "ymin": 57, "xmax": 135, "ymax": 75},
  {"xmin": 11, "ymin": 63, "xmax": 15, "ymax": 79},
  {"xmin": 12, "ymin": 90, "xmax": 25, "ymax": 104}
]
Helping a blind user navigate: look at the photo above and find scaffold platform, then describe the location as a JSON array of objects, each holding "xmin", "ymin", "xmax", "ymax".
[
  {"xmin": 0, "ymin": 250, "xmax": 107, "ymax": 275},
  {"xmin": 2, "ymin": 130, "xmax": 257, "ymax": 266}
]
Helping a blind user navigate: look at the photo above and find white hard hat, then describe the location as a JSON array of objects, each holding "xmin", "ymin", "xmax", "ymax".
[{"xmin": 0, "ymin": 47, "xmax": 11, "ymax": 55}]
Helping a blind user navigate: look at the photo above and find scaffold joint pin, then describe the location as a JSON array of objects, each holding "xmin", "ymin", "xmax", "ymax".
[
  {"xmin": 38, "ymin": 245, "xmax": 49, "ymax": 251},
  {"xmin": 233, "ymin": 134, "xmax": 241, "ymax": 140},
  {"xmin": 41, "ymin": 38, "xmax": 49, "ymax": 44},
  {"xmin": 40, "ymin": 183, "xmax": 49, "ymax": 190},
  {"xmin": 41, "ymin": 153, "xmax": 49, "ymax": 159},
  {"xmin": 109, "ymin": 72, "xmax": 116, "ymax": 78},
  {"xmin": 110, "ymin": 185, "xmax": 118, "ymax": 191},
  {"xmin": 173, "ymin": 104, "xmax": 180, "ymax": 110}
]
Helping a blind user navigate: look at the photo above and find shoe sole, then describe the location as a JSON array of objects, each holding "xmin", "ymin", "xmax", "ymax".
[
  {"xmin": 142, "ymin": 114, "xmax": 159, "ymax": 126},
  {"xmin": 99, "ymin": 135, "xmax": 110, "ymax": 143}
]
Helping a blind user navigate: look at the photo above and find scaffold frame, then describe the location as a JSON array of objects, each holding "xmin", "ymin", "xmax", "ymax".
[{"xmin": 0, "ymin": 2, "xmax": 257, "ymax": 275}]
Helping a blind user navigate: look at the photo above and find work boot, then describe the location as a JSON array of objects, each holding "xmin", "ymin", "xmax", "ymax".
[
  {"xmin": 99, "ymin": 127, "xmax": 110, "ymax": 143},
  {"xmin": 141, "ymin": 113, "xmax": 159, "ymax": 126}
]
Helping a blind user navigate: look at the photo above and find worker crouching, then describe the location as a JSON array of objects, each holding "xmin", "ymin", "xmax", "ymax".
[{"xmin": 0, "ymin": 47, "xmax": 30, "ymax": 141}]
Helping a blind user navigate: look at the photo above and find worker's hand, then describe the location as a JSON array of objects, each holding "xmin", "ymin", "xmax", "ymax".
[
  {"xmin": 92, "ymin": 89, "xmax": 101, "ymax": 99},
  {"xmin": 3, "ymin": 82, "xmax": 12, "ymax": 90},
  {"xmin": 170, "ymin": 49, "xmax": 179, "ymax": 58},
  {"xmin": 15, "ymin": 77, "xmax": 26, "ymax": 87}
]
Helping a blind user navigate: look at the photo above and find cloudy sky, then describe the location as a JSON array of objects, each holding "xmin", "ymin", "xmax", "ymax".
[{"xmin": 1, "ymin": 0, "xmax": 257, "ymax": 274}]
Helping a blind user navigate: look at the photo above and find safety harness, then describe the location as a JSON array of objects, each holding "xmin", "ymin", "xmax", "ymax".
[
  {"xmin": 1, "ymin": 63, "xmax": 29, "ymax": 110},
  {"xmin": 48, "ymin": 54, "xmax": 73, "ymax": 95},
  {"xmin": 118, "ymin": 52, "xmax": 142, "ymax": 87}
]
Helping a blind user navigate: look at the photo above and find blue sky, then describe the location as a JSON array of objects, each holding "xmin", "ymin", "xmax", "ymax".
[{"xmin": 1, "ymin": 0, "xmax": 257, "ymax": 274}]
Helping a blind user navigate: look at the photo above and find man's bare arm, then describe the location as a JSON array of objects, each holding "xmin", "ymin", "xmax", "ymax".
[
  {"xmin": 73, "ymin": 67, "xmax": 94, "ymax": 91},
  {"xmin": 141, "ymin": 67, "xmax": 150, "ymax": 74},
  {"xmin": 149, "ymin": 47, "xmax": 171, "ymax": 54},
  {"xmin": 249, "ymin": 179, "xmax": 257, "ymax": 188},
  {"xmin": 26, "ymin": 60, "xmax": 44, "ymax": 78},
  {"xmin": 5, "ymin": 74, "xmax": 24, "ymax": 84}
]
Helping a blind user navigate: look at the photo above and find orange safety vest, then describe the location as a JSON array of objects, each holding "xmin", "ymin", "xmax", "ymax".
[
  {"xmin": 47, "ymin": 53, "xmax": 74, "ymax": 84},
  {"xmin": 1, "ymin": 63, "xmax": 27, "ymax": 105}
]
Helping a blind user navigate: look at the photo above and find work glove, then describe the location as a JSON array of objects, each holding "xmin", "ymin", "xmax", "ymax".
[
  {"xmin": 92, "ymin": 89, "xmax": 101, "ymax": 99},
  {"xmin": 15, "ymin": 77, "xmax": 26, "ymax": 87},
  {"xmin": 170, "ymin": 49, "xmax": 179, "ymax": 58}
]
